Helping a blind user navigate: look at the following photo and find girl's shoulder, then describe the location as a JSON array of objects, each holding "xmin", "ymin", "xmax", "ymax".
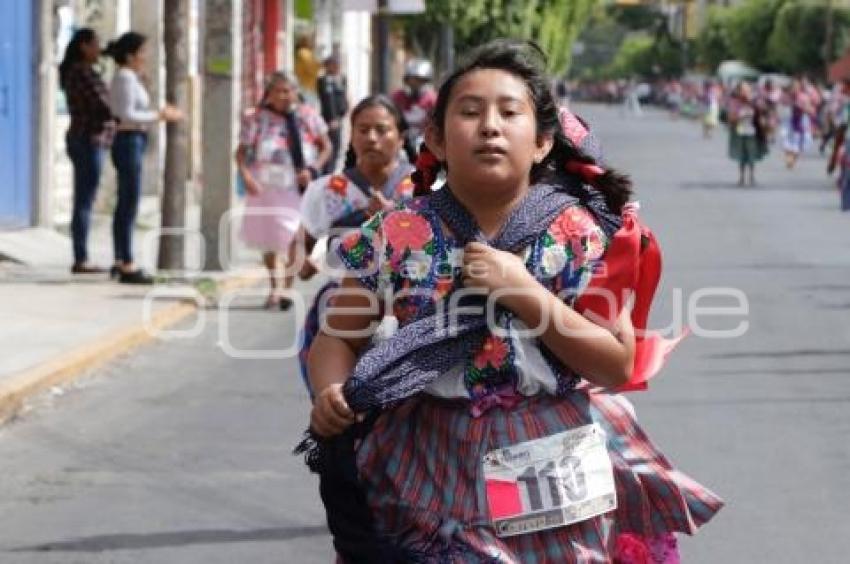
[
  {"xmin": 336, "ymin": 198, "xmax": 437, "ymax": 277},
  {"xmin": 539, "ymin": 204, "xmax": 607, "ymax": 283},
  {"xmin": 546, "ymin": 204, "xmax": 606, "ymax": 244}
]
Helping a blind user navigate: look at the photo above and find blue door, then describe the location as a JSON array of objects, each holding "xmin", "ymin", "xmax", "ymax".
[{"xmin": 0, "ymin": 0, "xmax": 33, "ymax": 228}]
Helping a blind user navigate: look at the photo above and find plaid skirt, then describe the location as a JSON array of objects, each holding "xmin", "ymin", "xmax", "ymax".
[{"xmin": 356, "ymin": 390, "xmax": 723, "ymax": 563}]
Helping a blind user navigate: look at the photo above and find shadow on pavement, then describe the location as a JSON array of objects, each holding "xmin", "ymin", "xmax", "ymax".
[{"xmin": 10, "ymin": 525, "xmax": 329, "ymax": 553}]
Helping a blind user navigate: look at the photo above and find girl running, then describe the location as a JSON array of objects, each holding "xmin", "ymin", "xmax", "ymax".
[{"xmin": 302, "ymin": 40, "xmax": 722, "ymax": 563}]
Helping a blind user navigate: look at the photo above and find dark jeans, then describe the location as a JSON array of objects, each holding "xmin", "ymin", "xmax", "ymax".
[
  {"xmin": 111, "ymin": 131, "xmax": 147, "ymax": 264},
  {"xmin": 323, "ymin": 126, "xmax": 342, "ymax": 175},
  {"xmin": 66, "ymin": 133, "xmax": 105, "ymax": 264}
]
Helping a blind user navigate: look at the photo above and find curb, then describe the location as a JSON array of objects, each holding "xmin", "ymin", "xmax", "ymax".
[{"xmin": 0, "ymin": 273, "xmax": 262, "ymax": 426}]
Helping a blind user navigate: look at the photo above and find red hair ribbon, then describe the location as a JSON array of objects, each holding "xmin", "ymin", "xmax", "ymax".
[
  {"xmin": 559, "ymin": 107, "xmax": 589, "ymax": 146},
  {"xmin": 564, "ymin": 160, "xmax": 605, "ymax": 183},
  {"xmin": 412, "ymin": 146, "xmax": 440, "ymax": 196},
  {"xmin": 574, "ymin": 204, "xmax": 687, "ymax": 392}
]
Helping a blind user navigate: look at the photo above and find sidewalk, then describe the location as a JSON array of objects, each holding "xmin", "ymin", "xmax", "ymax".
[{"xmin": 0, "ymin": 200, "xmax": 264, "ymax": 425}]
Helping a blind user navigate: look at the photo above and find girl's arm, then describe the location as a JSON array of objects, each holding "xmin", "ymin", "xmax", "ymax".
[
  {"xmin": 307, "ymin": 276, "xmax": 382, "ymax": 436},
  {"xmin": 463, "ymin": 242, "xmax": 634, "ymax": 389},
  {"xmin": 503, "ymin": 280, "xmax": 634, "ymax": 389}
]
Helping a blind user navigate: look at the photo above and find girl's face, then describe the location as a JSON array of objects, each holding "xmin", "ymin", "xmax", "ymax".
[
  {"xmin": 352, "ymin": 105, "xmax": 403, "ymax": 169},
  {"xmin": 127, "ymin": 43, "xmax": 148, "ymax": 72},
  {"xmin": 266, "ymin": 80, "xmax": 297, "ymax": 113},
  {"xmin": 428, "ymin": 68, "xmax": 552, "ymax": 195},
  {"xmin": 81, "ymin": 35, "xmax": 101, "ymax": 63}
]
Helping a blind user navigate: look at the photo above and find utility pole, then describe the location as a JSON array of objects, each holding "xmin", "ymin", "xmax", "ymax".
[
  {"xmin": 200, "ymin": 0, "xmax": 241, "ymax": 271},
  {"xmin": 159, "ymin": 0, "xmax": 190, "ymax": 271}
]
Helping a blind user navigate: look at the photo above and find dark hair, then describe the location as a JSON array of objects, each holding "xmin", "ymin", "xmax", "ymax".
[
  {"xmin": 103, "ymin": 32, "xmax": 147, "ymax": 65},
  {"xmin": 59, "ymin": 28, "xmax": 98, "ymax": 90},
  {"xmin": 418, "ymin": 39, "xmax": 631, "ymax": 213},
  {"xmin": 342, "ymin": 94, "xmax": 417, "ymax": 169}
]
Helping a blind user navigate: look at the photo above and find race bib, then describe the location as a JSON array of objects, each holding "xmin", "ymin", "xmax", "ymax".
[{"xmin": 482, "ymin": 423, "xmax": 616, "ymax": 538}]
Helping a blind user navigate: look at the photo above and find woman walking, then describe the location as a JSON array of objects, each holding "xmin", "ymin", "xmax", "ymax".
[
  {"xmin": 728, "ymin": 82, "xmax": 768, "ymax": 186},
  {"xmin": 236, "ymin": 71, "xmax": 331, "ymax": 309},
  {"xmin": 106, "ymin": 32, "xmax": 183, "ymax": 284},
  {"xmin": 783, "ymin": 78, "xmax": 815, "ymax": 169},
  {"xmin": 296, "ymin": 94, "xmax": 418, "ymax": 395},
  {"xmin": 59, "ymin": 28, "xmax": 115, "ymax": 274}
]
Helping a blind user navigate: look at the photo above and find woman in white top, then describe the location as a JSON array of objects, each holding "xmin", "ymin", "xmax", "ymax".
[{"xmin": 105, "ymin": 32, "xmax": 182, "ymax": 284}]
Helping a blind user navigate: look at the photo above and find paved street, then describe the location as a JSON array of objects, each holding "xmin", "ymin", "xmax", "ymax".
[{"xmin": 1, "ymin": 104, "xmax": 849, "ymax": 563}]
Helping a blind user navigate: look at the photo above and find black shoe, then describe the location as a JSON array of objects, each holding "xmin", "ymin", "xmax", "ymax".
[
  {"xmin": 118, "ymin": 269, "xmax": 154, "ymax": 285},
  {"xmin": 71, "ymin": 263, "xmax": 107, "ymax": 274},
  {"xmin": 279, "ymin": 297, "xmax": 293, "ymax": 311}
]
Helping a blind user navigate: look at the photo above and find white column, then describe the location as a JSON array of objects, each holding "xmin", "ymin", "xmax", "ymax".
[
  {"xmin": 33, "ymin": 0, "xmax": 55, "ymax": 227},
  {"xmin": 283, "ymin": 0, "xmax": 294, "ymax": 72},
  {"xmin": 342, "ymin": 11, "xmax": 372, "ymax": 104},
  {"xmin": 200, "ymin": 0, "xmax": 242, "ymax": 271}
]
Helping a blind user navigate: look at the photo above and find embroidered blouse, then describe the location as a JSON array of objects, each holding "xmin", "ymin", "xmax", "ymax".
[{"xmin": 336, "ymin": 196, "xmax": 608, "ymax": 415}]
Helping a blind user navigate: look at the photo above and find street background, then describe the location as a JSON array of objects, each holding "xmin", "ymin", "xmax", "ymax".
[{"xmin": 1, "ymin": 103, "xmax": 848, "ymax": 563}]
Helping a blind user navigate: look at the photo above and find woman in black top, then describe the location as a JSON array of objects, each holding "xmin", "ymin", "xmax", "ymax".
[{"xmin": 59, "ymin": 28, "xmax": 115, "ymax": 274}]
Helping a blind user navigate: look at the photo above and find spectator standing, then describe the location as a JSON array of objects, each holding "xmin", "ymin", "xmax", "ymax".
[
  {"xmin": 59, "ymin": 28, "xmax": 115, "ymax": 274},
  {"xmin": 317, "ymin": 55, "xmax": 349, "ymax": 174},
  {"xmin": 106, "ymin": 32, "xmax": 183, "ymax": 284}
]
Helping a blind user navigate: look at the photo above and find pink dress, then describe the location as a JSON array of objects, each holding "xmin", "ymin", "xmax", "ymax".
[{"xmin": 239, "ymin": 105, "xmax": 328, "ymax": 252}]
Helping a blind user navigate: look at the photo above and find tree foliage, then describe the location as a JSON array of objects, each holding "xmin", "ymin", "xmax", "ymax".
[
  {"xmin": 695, "ymin": 6, "xmax": 733, "ymax": 73},
  {"xmin": 723, "ymin": 0, "xmax": 788, "ymax": 71},
  {"xmin": 400, "ymin": 0, "xmax": 598, "ymax": 75},
  {"xmin": 607, "ymin": 32, "xmax": 684, "ymax": 79},
  {"xmin": 693, "ymin": 0, "xmax": 850, "ymax": 78},
  {"xmin": 767, "ymin": 2, "xmax": 850, "ymax": 75}
]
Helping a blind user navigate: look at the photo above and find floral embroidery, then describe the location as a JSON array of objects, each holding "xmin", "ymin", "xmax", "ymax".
[
  {"xmin": 549, "ymin": 207, "xmax": 597, "ymax": 245},
  {"xmin": 474, "ymin": 334, "xmax": 510, "ymax": 370},
  {"xmin": 434, "ymin": 275, "xmax": 454, "ymax": 299},
  {"xmin": 335, "ymin": 201, "xmax": 609, "ymax": 414},
  {"xmin": 539, "ymin": 242, "xmax": 568, "ymax": 279},
  {"xmin": 328, "ymin": 175, "xmax": 349, "ymax": 197},
  {"xmin": 383, "ymin": 211, "xmax": 432, "ymax": 252},
  {"xmin": 403, "ymin": 250, "xmax": 433, "ymax": 281}
]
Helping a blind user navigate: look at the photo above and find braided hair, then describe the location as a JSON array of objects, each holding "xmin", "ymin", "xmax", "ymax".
[
  {"xmin": 343, "ymin": 94, "xmax": 417, "ymax": 169},
  {"xmin": 411, "ymin": 39, "xmax": 631, "ymax": 214}
]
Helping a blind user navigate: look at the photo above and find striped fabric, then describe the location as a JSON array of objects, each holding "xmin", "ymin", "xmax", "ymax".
[{"xmin": 356, "ymin": 391, "xmax": 723, "ymax": 563}]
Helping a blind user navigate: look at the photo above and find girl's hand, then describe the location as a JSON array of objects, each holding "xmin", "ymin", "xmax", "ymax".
[
  {"xmin": 368, "ymin": 191, "xmax": 393, "ymax": 215},
  {"xmin": 310, "ymin": 383, "xmax": 355, "ymax": 437},
  {"xmin": 462, "ymin": 242, "xmax": 534, "ymax": 295}
]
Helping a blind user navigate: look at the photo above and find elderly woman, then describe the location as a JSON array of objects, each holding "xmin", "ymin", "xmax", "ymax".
[{"xmin": 236, "ymin": 71, "xmax": 331, "ymax": 309}]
